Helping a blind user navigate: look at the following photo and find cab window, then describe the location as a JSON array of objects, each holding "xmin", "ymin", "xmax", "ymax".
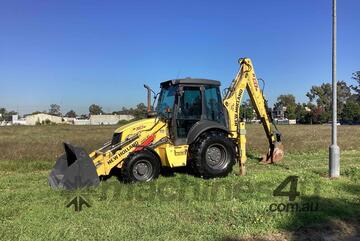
[
  {"xmin": 157, "ymin": 85, "xmax": 177, "ymax": 116},
  {"xmin": 204, "ymin": 86, "xmax": 225, "ymax": 124},
  {"xmin": 176, "ymin": 86, "xmax": 202, "ymax": 138}
]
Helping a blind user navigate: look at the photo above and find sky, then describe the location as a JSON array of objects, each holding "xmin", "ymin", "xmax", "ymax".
[{"xmin": 1, "ymin": 0, "xmax": 359, "ymax": 115}]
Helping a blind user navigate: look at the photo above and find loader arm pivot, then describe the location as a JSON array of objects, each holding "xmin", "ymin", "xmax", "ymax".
[{"xmin": 223, "ymin": 58, "xmax": 284, "ymax": 174}]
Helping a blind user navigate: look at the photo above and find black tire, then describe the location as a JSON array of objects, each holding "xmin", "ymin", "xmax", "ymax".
[
  {"xmin": 189, "ymin": 130, "xmax": 236, "ymax": 178},
  {"xmin": 121, "ymin": 150, "xmax": 160, "ymax": 183}
]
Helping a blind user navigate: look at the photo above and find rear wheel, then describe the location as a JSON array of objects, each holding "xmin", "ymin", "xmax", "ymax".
[
  {"xmin": 189, "ymin": 131, "xmax": 236, "ymax": 178},
  {"xmin": 121, "ymin": 150, "xmax": 160, "ymax": 183}
]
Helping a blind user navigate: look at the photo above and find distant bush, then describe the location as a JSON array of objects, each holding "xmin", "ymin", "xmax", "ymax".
[
  {"xmin": 117, "ymin": 119, "xmax": 131, "ymax": 125},
  {"xmin": 35, "ymin": 119, "xmax": 56, "ymax": 125}
]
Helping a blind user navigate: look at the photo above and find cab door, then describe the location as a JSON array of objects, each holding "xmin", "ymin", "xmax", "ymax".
[{"xmin": 174, "ymin": 86, "xmax": 203, "ymax": 145}]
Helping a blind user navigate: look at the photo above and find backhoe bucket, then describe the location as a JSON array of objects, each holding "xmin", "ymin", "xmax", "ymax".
[
  {"xmin": 260, "ymin": 142, "xmax": 284, "ymax": 164},
  {"xmin": 48, "ymin": 143, "xmax": 100, "ymax": 190}
]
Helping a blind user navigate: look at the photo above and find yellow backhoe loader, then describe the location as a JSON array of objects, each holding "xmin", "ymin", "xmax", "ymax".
[{"xmin": 48, "ymin": 58, "xmax": 284, "ymax": 190}]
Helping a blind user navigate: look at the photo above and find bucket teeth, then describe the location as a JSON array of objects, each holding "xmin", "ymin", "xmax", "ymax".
[
  {"xmin": 260, "ymin": 143, "xmax": 284, "ymax": 164},
  {"xmin": 48, "ymin": 143, "xmax": 100, "ymax": 190}
]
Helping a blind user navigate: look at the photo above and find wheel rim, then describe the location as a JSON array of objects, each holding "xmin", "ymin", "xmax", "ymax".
[
  {"xmin": 132, "ymin": 159, "xmax": 153, "ymax": 181},
  {"xmin": 205, "ymin": 143, "xmax": 229, "ymax": 170}
]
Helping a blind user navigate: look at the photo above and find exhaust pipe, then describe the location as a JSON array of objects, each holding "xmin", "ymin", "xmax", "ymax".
[
  {"xmin": 48, "ymin": 143, "xmax": 100, "ymax": 190},
  {"xmin": 144, "ymin": 84, "xmax": 152, "ymax": 113},
  {"xmin": 144, "ymin": 84, "xmax": 158, "ymax": 118}
]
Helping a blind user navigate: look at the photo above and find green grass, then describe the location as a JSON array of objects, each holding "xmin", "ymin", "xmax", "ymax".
[{"xmin": 0, "ymin": 125, "xmax": 359, "ymax": 240}]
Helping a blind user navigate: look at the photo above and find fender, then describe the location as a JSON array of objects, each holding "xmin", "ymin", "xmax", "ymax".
[{"xmin": 187, "ymin": 120, "xmax": 230, "ymax": 144}]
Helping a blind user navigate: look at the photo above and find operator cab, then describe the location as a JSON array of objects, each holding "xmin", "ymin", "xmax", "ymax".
[{"xmin": 157, "ymin": 78, "xmax": 227, "ymax": 145}]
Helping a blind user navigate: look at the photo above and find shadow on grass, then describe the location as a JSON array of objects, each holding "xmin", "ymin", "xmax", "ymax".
[
  {"xmin": 100, "ymin": 165, "xmax": 191, "ymax": 183},
  {"xmin": 223, "ymin": 183, "xmax": 360, "ymax": 241},
  {"xmin": 246, "ymin": 153, "xmax": 263, "ymax": 162},
  {"xmin": 160, "ymin": 166, "xmax": 190, "ymax": 177}
]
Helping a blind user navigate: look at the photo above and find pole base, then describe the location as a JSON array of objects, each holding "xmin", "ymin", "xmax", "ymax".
[{"xmin": 329, "ymin": 144, "xmax": 340, "ymax": 178}]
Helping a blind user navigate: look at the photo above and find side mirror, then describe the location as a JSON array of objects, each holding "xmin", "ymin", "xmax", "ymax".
[{"xmin": 177, "ymin": 87, "xmax": 184, "ymax": 96}]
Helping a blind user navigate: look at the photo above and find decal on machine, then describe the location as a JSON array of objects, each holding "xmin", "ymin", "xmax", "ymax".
[
  {"xmin": 174, "ymin": 149, "xmax": 187, "ymax": 156},
  {"xmin": 133, "ymin": 125, "xmax": 146, "ymax": 131},
  {"xmin": 253, "ymin": 73, "xmax": 259, "ymax": 90},
  {"xmin": 107, "ymin": 141, "xmax": 139, "ymax": 165},
  {"xmin": 234, "ymin": 89, "xmax": 243, "ymax": 127}
]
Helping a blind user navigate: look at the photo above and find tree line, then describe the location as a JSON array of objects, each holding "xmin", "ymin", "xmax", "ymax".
[
  {"xmin": 241, "ymin": 71, "xmax": 360, "ymax": 124},
  {"xmin": 0, "ymin": 103, "xmax": 148, "ymax": 121},
  {"xmin": 37, "ymin": 103, "xmax": 148, "ymax": 120},
  {"xmin": 2, "ymin": 70, "xmax": 359, "ymax": 124}
]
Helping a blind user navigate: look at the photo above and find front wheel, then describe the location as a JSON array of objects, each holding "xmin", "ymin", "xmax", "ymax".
[
  {"xmin": 189, "ymin": 131, "xmax": 236, "ymax": 178},
  {"xmin": 121, "ymin": 150, "xmax": 160, "ymax": 183}
]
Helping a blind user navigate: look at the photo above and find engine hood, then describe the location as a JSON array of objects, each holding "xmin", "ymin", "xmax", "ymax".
[{"xmin": 114, "ymin": 118, "xmax": 159, "ymax": 134}]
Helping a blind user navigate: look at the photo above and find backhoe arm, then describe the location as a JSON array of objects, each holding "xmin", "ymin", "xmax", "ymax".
[{"xmin": 223, "ymin": 58, "xmax": 284, "ymax": 173}]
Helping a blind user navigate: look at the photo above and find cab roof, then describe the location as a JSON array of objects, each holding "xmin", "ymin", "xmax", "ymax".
[{"xmin": 160, "ymin": 78, "xmax": 221, "ymax": 88}]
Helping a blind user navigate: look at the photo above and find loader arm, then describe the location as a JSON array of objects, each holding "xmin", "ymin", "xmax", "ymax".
[
  {"xmin": 223, "ymin": 58, "xmax": 283, "ymax": 174},
  {"xmin": 91, "ymin": 119, "xmax": 167, "ymax": 176}
]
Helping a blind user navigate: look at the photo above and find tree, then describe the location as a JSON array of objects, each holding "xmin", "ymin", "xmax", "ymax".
[
  {"xmin": 275, "ymin": 94, "xmax": 296, "ymax": 107},
  {"xmin": 117, "ymin": 103, "xmax": 148, "ymax": 119},
  {"xmin": 31, "ymin": 111, "xmax": 43, "ymax": 115},
  {"xmin": 0, "ymin": 108, "xmax": 18, "ymax": 122},
  {"xmin": 240, "ymin": 99, "xmax": 255, "ymax": 121},
  {"xmin": 306, "ymin": 81, "xmax": 351, "ymax": 123},
  {"xmin": 0, "ymin": 108, "xmax": 6, "ymax": 121},
  {"xmin": 337, "ymin": 81, "xmax": 352, "ymax": 114},
  {"xmin": 274, "ymin": 94, "xmax": 297, "ymax": 119},
  {"xmin": 351, "ymin": 71, "xmax": 360, "ymax": 101},
  {"xmin": 132, "ymin": 103, "xmax": 147, "ymax": 119},
  {"xmin": 295, "ymin": 103, "xmax": 312, "ymax": 124},
  {"xmin": 112, "ymin": 106, "xmax": 129, "ymax": 115},
  {"xmin": 120, "ymin": 106, "xmax": 129, "ymax": 114},
  {"xmin": 5, "ymin": 111, "xmax": 17, "ymax": 121},
  {"xmin": 49, "ymin": 104, "xmax": 61, "ymax": 116},
  {"xmin": 285, "ymin": 105, "xmax": 297, "ymax": 119},
  {"xmin": 341, "ymin": 100, "xmax": 360, "ymax": 124},
  {"xmin": 65, "ymin": 110, "xmax": 77, "ymax": 118},
  {"xmin": 311, "ymin": 106, "xmax": 330, "ymax": 124},
  {"xmin": 307, "ymin": 84, "xmax": 331, "ymax": 111},
  {"xmin": 89, "ymin": 104, "xmax": 103, "ymax": 115}
]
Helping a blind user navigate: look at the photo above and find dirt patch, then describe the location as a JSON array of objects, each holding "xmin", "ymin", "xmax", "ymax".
[{"xmin": 223, "ymin": 219, "xmax": 360, "ymax": 241}]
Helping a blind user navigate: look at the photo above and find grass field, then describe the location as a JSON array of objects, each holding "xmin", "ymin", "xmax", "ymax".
[{"xmin": 0, "ymin": 124, "xmax": 359, "ymax": 240}]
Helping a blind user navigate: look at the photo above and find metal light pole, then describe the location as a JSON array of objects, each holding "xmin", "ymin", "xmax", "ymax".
[{"xmin": 329, "ymin": 0, "xmax": 340, "ymax": 178}]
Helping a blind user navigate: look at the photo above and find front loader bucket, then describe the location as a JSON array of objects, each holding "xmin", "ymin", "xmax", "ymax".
[
  {"xmin": 48, "ymin": 143, "xmax": 100, "ymax": 190},
  {"xmin": 260, "ymin": 142, "xmax": 284, "ymax": 164}
]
